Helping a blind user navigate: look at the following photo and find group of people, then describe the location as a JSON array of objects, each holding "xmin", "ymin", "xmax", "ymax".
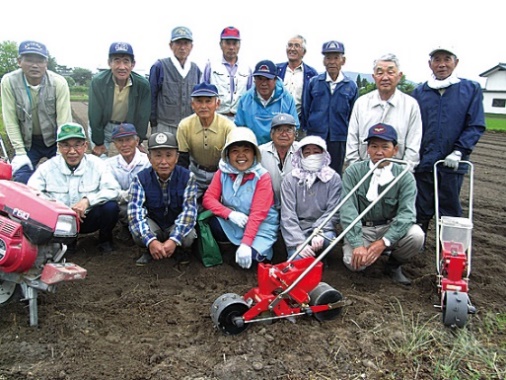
[{"xmin": 0, "ymin": 27, "xmax": 486, "ymax": 286}]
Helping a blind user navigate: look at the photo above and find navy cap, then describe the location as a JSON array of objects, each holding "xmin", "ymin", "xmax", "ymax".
[
  {"xmin": 148, "ymin": 132, "xmax": 178, "ymax": 150},
  {"xmin": 321, "ymin": 40, "xmax": 345, "ymax": 54},
  {"xmin": 221, "ymin": 26, "xmax": 241, "ymax": 40},
  {"xmin": 271, "ymin": 113, "xmax": 297, "ymax": 128},
  {"xmin": 19, "ymin": 40, "xmax": 48, "ymax": 59},
  {"xmin": 253, "ymin": 60, "xmax": 277, "ymax": 79},
  {"xmin": 364, "ymin": 123, "xmax": 398, "ymax": 144},
  {"xmin": 112, "ymin": 123, "xmax": 137, "ymax": 139},
  {"xmin": 191, "ymin": 82, "xmax": 219, "ymax": 97},
  {"xmin": 109, "ymin": 42, "xmax": 134, "ymax": 58},
  {"xmin": 171, "ymin": 26, "xmax": 193, "ymax": 42}
]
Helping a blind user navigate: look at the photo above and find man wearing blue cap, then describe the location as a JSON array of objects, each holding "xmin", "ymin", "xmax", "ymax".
[
  {"xmin": 235, "ymin": 59, "xmax": 299, "ymax": 145},
  {"xmin": 106, "ymin": 123, "xmax": 151, "ymax": 239},
  {"xmin": 149, "ymin": 26, "xmax": 202, "ymax": 136},
  {"xmin": 1, "ymin": 40, "xmax": 72, "ymax": 184},
  {"xmin": 303, "ymin": 40, "xmax": 358, "ymax": 176},
  {"xmin": 88, "ymin": 42, "xmax": 150, "ymax": 158},
  {"xmin": 176, "ymin": 82, "xmax": 236, "ymax": 201},
  {"xmin": 201, "ymin": 26, "xmax": 253, "ymax": 121},
  {"xmin": 340, "ymin": 123, "xmax": 424, "ymax": 285}
]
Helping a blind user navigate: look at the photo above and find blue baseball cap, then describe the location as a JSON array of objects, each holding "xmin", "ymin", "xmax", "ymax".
[
  {"xmin": 19, "ymin": 40, "xmax": 48, "ymax": 59},
  {"xmin": 109, "ymin": 42, "xmax": 134, "ymax": 58},
  {"xmin": 364, "ymin": 123, "xmax": 398, "ymax": 144},
  {"xmin": 322, "ymin": 40, "xmax": 345, "ymax": 54},
  {"xmin": 171, "ymin": 26, "xmax": 193, "ymax": 42},
  {"xmin": 191, "ymin": 82, "xmax": 219, "ymax": 97},
  {"xmin": 112, "ymin": 123, "xmax": 137, "ymax": 139},
  {"xmin": 253, "ymin": 60, "xmax": 277, "ymax": 79}
]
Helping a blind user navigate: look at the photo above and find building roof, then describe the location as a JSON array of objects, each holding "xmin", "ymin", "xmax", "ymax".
[{"xmin": 479, "ymin": 63, "xmax": 506, "ymax": 77}]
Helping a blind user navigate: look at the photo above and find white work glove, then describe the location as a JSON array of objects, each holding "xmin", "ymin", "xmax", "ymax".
[
  {"xmin": 296, "ymin": 244, "xmax": 315, "ymax": 259},
  {"xmin": 11, "ymin": 155, "xmax": 33, "ymax": 174},
  {"xmin": 235, "ymin": 243, "xmax": 252, "ymax": 269},
  {"xmin": 118, "ymin": 190, "xmax": 130, "ymax": 204},
  {"xmin": 229, "ymin": 211, "xmax": 249, "ymax": 228},
  {"xmin": 444, "ymin": 150, "xmax": 462, "ymax": 170},
  {"xmin": 311, "ymin": 236, "xmax": 324, "ymax": 252}
]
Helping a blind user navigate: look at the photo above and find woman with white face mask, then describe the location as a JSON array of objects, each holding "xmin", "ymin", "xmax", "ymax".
[{"xmin": 280, "ymin": 135, "xmax": 342, "ymax": 261}]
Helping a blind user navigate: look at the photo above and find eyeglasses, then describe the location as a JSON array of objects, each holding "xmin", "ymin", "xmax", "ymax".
[
  {"xmin": 273, "ymin": 127, "xmax": 295, "ymax": 135},
  {"xmin": 59, "ymin": 141, "xmax": 86, "ymax": 151},
  {"xmin": 286, "ymin": 43, "xmax": 302, "ymax": 49}
]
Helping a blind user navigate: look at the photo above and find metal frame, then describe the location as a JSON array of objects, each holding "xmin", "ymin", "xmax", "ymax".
[
  {"xmin": 269, "ymin": 158, "xmax": 412, "ymax": 311},
  {"xmin": 434, "ymin": 160, "xmax": 474, "ymax": 278}
]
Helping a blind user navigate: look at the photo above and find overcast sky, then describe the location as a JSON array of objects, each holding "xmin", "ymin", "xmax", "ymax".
[{"xmin": 1, "ymin": 0, "xmax": 503, "ymax": 86}]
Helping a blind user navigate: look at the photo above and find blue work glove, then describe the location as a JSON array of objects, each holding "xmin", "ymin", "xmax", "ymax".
[
  {"xmin": 444, "ymin": 150, "xmax": 462, "ymax": 170},
  {"xmin": 235, "ymin": 243, "xmax": 252, "ymax": 269},
  {"xmin": 11, "ymin": 154, "xmax": 33, "ymax": 174},
  {"xmin": 229, "ymin": 211, "xmax": 249, "ymax": 228}
]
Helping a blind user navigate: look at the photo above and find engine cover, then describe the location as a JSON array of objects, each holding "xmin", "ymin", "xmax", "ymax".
[{"xmin": 0, "ymin": 216, "xmax": 38, "ymax": 273}]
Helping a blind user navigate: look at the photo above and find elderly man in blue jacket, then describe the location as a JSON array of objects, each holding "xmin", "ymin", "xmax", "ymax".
[
  {"xmin": 235, "ymin": 60, "xmax": 299, "ymax": 145},
  {"xmin": 303, "ymin": 41, "xmax": 358, "ymax": 175},
  {"xmin": 411, "ymin": 46, "xmax": 486, "ymax": 234}
]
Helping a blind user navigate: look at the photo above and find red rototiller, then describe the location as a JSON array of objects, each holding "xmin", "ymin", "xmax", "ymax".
[{"xmin": 0, "ymin": 140, "xmax": 87, "ymax": 326}]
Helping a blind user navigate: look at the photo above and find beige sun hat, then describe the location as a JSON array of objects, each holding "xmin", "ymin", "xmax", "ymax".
[{"xmin": 221, "ymin": 127, "xmax": 261, "ymax": 161}]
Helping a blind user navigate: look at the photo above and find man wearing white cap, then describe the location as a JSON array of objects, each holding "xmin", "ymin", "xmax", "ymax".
[
  {"xmin": 1, "ymin": 40, "xmax": 72, "ymax": 183},
  {"xmin": 411, "ymin": 46, "xmax": 485, "ymax": 234}
]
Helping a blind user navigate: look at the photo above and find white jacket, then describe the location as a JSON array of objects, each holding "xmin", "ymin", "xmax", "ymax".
[{"xmin": 28, "ymin": 154, "xmax": 120, "ymax": 209}]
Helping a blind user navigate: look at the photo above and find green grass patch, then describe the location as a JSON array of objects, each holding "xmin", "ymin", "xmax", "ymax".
[{"xmin": 486, "ymin": 114, "xmax": 506, "ymax": 132}]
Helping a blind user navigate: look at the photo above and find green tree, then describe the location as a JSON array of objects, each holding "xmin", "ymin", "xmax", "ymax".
[
  {"xmin": 356, "ymin": 74, "xmax": 362, "ymax": 89},
  {"xmin": 397, "ymin": 75, "xmax": 417, "ymax": 95},
  {"xmin": 358, "ymin": 75, "xmax": 417, "ymax": 96},
  {"xmin": 65, "ymin": 76, "xmax": 76, "ymax": 87},
  {"xmin": 0, "ymin": 40, "xmax": 18, "ymax": 80},
  {"xmin": 70, "ymin": 67, "xmax": 93, "ymax": 86}
]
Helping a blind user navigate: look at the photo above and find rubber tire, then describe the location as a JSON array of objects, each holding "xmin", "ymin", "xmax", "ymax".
[
  {"xmin": 442, "ymin": 290, "xmax": 469, "ymax": 328},
  {"xmin": 309, "ymin": 282, "xmax": 343, "ymax": 322},
  {"xmin": 0, "ymin": 280, "xmax": 20, "ymax": 306}
]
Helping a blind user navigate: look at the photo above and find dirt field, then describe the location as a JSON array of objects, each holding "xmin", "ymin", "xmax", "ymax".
[{"xmin": 1, "ymin": 104, "xmax": 505, "ymax": 379}]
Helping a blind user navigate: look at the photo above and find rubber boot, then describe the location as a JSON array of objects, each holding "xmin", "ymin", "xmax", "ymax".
[{"xmin": 384, "ymin": 257, "xmax": 412, "ymax": 286}]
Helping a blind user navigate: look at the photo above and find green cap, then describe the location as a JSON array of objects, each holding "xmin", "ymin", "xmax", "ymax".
[{"xmin": 56, "ymin": 122, "xmax": 86, "ymax": 142}]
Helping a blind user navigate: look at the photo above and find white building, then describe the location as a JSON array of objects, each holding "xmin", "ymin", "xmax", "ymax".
[{"xmin": 479, "ymin": 63, "xmax": 506, "ymax": 115}]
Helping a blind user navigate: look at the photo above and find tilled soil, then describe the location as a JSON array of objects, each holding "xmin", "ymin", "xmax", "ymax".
[{"xmin": 0, "ymin": 105, "xmax": 505, "ymax": 379}]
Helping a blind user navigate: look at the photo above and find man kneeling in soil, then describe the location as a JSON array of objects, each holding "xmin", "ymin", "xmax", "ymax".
[
  {"xmin": 128, "ymin": 132, "xmax": 198, "ymax": 266},
  {"xmin": 340, "ymin": 123, "xmax": 424, "ymax": 285}
]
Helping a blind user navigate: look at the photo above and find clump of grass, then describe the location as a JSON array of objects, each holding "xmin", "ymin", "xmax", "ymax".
[{"xmin": 385, "ymin": 300, "xmax": 506, "ymax": 379}]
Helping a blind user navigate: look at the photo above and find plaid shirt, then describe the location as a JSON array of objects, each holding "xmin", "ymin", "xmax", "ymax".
[{"xmin": 128, "ymin": 170, "xmax": 198, "ymax": 247}]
